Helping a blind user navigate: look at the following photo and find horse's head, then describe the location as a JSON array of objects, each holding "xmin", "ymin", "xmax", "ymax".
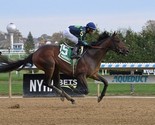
[
  {"xmin": 90, "ymin": 32, "xmax": 129, "ymax": 56},
  {"xmin": 110, "ymin": 32, "xmax": 129, "ymax": 56}
]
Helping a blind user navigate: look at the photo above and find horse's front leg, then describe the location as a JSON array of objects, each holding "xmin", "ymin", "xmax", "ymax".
[
  {"xmin": 77, "ymin": 74, "xmax": 89, "ymax": 94},
  {"xmin": 92, "ymin": 74, "xmax": 108, "ymax": 102}
]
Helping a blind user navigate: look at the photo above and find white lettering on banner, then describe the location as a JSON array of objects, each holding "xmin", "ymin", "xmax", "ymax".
[
  {"xmin": 30, "ymin": 80, "xmax": 36, "ymax": 92},
  {"xmin": 29, "ymin": 79, "xmax": 77, "ymax": 92},
  {"xmin": 112, "ymin": 75, "xmax": 148, "ymax": 83},
  {"xmin": 43, "ymin": 85, "xmax": 46, "ymax": 91},
  {"xmin": 37, "ymin": 80, "xmax": 42, "ymax": 92},
  {"xmin": 143, "ymin": 69, "xmax": 155, "ymax": 75},
  {"xmin": 95, "ymin": 75, "xmax": 155, "ymax": 84},
  {"xmin": 60, "ymin": 79, "xmax": 77, "ymax": 86},
  {"xmin": 30, "ymin": 80, "xmax": 53, "ymax": 92}
]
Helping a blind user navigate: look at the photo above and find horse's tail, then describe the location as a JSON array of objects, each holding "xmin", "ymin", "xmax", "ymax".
[{"xmin": 0, "ymin": 53, "xmax": 33, "ymax": 73}]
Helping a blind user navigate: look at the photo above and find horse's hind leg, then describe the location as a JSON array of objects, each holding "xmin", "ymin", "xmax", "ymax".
[
  {"xmin": 42, "ymin": 63, "xmax": 75, "ymax": 104},
  {"xmin": 36, "ymin": 56, "xmax": 75, "ymax": 104},
  {"xmin": 52, "ymin": 67, "xmax": 65, "ymax": 101},
  {"xmin": 53, "ymin": 65, "xmax": 75, "ymax": 104}
]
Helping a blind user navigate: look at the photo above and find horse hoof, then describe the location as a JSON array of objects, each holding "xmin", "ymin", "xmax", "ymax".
[
  {"xmin": 97, "ymin": 97, "xmax": 102, "ymax": 103},
  {"xmin": 60, "ymin": 97, "xmax": 65, "ymax": 102},
  {"xmin": 71, "ymin": 99, "xmax": 76, "ymax": 104}
]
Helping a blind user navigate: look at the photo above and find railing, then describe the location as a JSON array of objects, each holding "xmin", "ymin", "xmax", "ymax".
[
  {"xmin": 96, "ymin": 63, "xmax": 155, "ymax": 96},
  {"xmin": 100, "ymin": 63, "xmax": 155, "ymax": 69},
  {"xmin": 0, "ymin": 49, "xmax": 25, "ymax": 54}
]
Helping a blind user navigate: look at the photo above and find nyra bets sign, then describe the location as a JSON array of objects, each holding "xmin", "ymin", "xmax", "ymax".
[{"xmin": 23, "ymin": 74, "xmax": 83, "ymax": 97}]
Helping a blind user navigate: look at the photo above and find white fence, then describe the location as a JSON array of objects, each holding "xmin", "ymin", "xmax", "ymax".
[
  {"xmin": 100, "ymin": 63, "xmax": 155, "ymax": 69},
  {"xmin": 0, "ymin": 49, "xmax": 25, "ymax": 54}
]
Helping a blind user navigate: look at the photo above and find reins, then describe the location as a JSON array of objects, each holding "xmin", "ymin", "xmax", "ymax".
[
  {"xmin": 89, "ymin": 36, "xmax": 118, "ymax": 51},
  {"xmin": 89, "ymin": 37, "xmax": 113, "ymax": 49},
  {"xmin": 90, "ymin": 45, "xmax": 105, "ymax": 49}
]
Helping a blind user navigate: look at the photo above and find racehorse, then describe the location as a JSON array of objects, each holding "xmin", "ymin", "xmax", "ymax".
[{"xmin": 0, "ymin": 32, "xmax": 129, "ymax": 104}]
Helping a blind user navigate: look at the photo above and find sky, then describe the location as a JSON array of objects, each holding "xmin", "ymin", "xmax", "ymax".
[{"xmin": 0, "ymin": 0, "xmax": 155, "ymax": 38}]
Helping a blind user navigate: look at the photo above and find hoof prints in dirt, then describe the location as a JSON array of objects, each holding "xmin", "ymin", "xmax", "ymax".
[{"xmin": 9, "ymin": 104, "xmax": 20, "ymax": 109}]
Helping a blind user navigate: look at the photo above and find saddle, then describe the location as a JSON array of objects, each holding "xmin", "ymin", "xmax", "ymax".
[{"xmin": 58, "ymin": 44, "xmax": 84, "ymax": 65}]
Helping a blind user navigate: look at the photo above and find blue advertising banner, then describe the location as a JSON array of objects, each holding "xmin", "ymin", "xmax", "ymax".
[
  {"xmin": 23, "ymin": 74, "xmax": 84, "ymax": 97},
  {"xmin": 95, "ymin": 75, "xmax": 155, "ymax": 84}
]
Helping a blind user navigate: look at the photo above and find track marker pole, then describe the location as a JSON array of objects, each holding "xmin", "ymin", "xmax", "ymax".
[{"xmin": 8, "ymin": 72, "xmax": 12, "ymax": 98}]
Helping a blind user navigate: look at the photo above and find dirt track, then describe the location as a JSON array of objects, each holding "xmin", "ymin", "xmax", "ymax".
[{"xmin": 0, "ymin": 97, "xmax": 155, "ymax": 125}]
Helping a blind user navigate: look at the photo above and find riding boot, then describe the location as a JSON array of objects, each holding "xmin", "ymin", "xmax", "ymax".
[{"xmin": 71, "ymin": 45, "xmax": 81, "ymax": 59}]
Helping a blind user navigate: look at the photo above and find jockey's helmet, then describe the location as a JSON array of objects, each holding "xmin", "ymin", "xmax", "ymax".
[{"xmin": 86, "ymin": 22, "xmax": 96, "ymax": 30}]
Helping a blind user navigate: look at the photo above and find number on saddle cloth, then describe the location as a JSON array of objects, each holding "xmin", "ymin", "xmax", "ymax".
[
  {"xmin": 58, "ymin": 44, "xmax": 84, "ymax": 64},
  {"xmin": 58, "ymin": 44, "xmax": 73, "ymax": 64}
]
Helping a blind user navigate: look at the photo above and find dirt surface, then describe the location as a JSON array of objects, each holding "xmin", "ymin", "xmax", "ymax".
[{"xmin": 0, "ymin": 97, "xmax": 155, "ymax": 125}]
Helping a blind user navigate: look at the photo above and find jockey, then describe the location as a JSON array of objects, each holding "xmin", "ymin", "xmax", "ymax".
[{"xmin": 63, "ymin": 22, "xmax": 96, "ymax": 58}]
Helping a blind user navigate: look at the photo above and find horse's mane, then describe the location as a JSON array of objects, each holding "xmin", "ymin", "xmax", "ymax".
[{"xmin": 90, "ymin": 31, "xmax": 110, "ymax": 46}]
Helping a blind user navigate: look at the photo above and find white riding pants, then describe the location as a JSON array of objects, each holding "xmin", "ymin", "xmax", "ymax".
[{"xmin": 63, "ymin": 28, "xmax": 78, "ymax": 44}]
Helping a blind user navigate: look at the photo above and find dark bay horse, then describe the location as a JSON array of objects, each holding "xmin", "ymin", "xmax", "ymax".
[{"xmin": 0, "ymin": 32, "xmax": 129, "ymax": 104}]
